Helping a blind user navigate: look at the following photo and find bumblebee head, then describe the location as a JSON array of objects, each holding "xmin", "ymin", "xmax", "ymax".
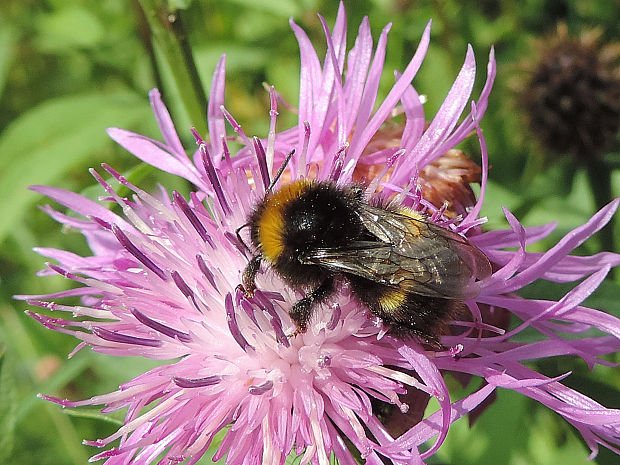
[
  {"xmin": 249, "ymin": 180, "xmax": 364, "ymax": 281},
  {"xmin": 249, "ymin": 179, "xmax": 314, "ymax": 265}
]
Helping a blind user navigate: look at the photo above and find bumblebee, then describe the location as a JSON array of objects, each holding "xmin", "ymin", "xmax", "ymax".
[{"xmin": 240, "ymin": 179, "xmax": 491, "ymax": 345}]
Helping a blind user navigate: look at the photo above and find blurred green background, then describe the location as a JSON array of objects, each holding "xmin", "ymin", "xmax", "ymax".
[{"xmin": 1, "ymin": 0, "xmax": 619, "ymax": 464}]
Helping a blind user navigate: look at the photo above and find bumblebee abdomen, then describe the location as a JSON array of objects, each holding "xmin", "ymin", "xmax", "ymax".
[{"xmin": 347, "ymin": 275, "xmax": 457, "ymax": 342}]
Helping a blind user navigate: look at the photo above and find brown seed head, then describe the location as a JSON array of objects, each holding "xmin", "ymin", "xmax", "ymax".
[
  {"xmin": 355, "ymin": 120, "xmax": 482, "ymax": 218},
  {"xmin": 521, "ymin": 24, "xmax": 620, "ymax": 159}
]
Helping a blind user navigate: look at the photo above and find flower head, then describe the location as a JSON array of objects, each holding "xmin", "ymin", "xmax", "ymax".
[
  {"xmin": 20, "ymin": 4, "xmax": 620, "ymax": 465},
  {"xmin": 521, "ymin": 23, "xmax": 620, "ymax": 159}
]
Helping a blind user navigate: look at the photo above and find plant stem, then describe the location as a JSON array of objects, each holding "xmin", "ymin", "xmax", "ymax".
[
  {"xmin": 133, "ymin": 0, "xmax": 165, "ymax": 99},
  {"xmin": 585, "ymin": 156, "xmax": 616, "ymax": 257},
  {"xmin": 137, "ymin": 0, "xmax": 208, "ymax": 134}
]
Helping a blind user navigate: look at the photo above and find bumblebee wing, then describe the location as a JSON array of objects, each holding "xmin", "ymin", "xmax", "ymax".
[
  {"xmin": 304, "ymin": 204, "xmax": 491, "ymax": 300},
  {"xmin": 302, "ymin": 240, "xmax": 398, "ymax": 283},
  {"xmin": 357, "ymin": 203, "xmax": 491, "ymax": 281}
]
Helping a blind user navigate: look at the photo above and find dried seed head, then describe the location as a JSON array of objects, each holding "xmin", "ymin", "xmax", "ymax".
[
  {"xmin": 418, "ymin": 149, "xmax": 481, "ymax": 218},
  {"xmin": 521, "ymin": 24, "xmax": 620, "ymax": 159},
  {"xmin": 356, "ymin": 119, "xmax": 481, "ymax": 218}
]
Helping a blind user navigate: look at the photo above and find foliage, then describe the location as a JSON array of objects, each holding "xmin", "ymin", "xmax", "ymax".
[{"xmin": 0, "ymin": 0, "xmax": 618, "ymax": 464}]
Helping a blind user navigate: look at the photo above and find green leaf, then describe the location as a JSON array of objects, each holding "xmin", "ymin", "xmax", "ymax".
[
  {"xmin": 16, "ymin": 351, "xmax": 91, "ymax": 421},
  {"xmin": 0, "ymin": 91, "xmax": 151, "ymax": 243},
  {"xmin": 0, "ymin": 23, "xmax": 17, "ymax": 101},
  {"xmin": 223, "ymin": 0, "xmax": 301, "ymax": 17},
  {"xmin": 34, "ymin": 6, "xmax": 105, "ymax": 52},
  {"xmin": 583, "ymin": 280, "xmax": 620, "ymax": 320},
  {"xmin": 62, "ymin": 408, "xmax": 123, "ymax": 426},
  {"xmin": 168, "ymin": 0, "xmax": 194, "ymax": 9},
  {"xmin": 414, "ymin": 43, "xmax": 461, "ymax": 118},
  {"xmin": 476, "ymin": 179, "xmax": 521, "ymax": 229},
  {"xmin": 0, "ymin": 348, "xmax": 17, "ymax": 463},
  {"xmin": 284, "ymin": 452, "xmax": 305, "ymax": 465},
  {"xmin": 195, "ymin": 427, "xmax": 228, "ymax": 464},
  {"xmin": 521, "ymin": 170, "xmax": 596, "ymax": 250},
  {"xmin": 195, "ymin": 45, "xmax": 270, "ymax": 84},
  {"xmin": 436, "ymin": 389, "xmax": 592, "ymax": 465}
]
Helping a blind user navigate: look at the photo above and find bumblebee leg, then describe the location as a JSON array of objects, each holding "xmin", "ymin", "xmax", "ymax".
[
  {"xmin": 290, "ymin": 277, "xmax": 334, "ymax": 332},
  {"xmin": 241, "ymin": 256, "xmax": 262, "ymax": 296}
]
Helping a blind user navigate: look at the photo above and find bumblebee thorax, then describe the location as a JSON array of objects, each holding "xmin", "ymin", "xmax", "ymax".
[
  {"xmin": 250, "ymin": 180, "xmax": 363, "ymax": 269},
  {"xmin": 249, "ymin": 179, "xmax": 313, "ymax": 265}
]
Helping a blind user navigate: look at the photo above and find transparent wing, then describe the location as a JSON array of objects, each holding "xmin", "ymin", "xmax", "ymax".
[{"xmin": 303, "ymin": 204, "xmax": 491, "ymax": 300}]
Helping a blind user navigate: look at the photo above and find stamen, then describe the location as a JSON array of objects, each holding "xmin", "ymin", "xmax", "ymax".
[
  {"xmin": 366, "ymin": 149, "xmax": 404, "ymax": 196},
  {"xmin": 239, "ymin": 298, "xmax": 259, "ymax": 327},
  {"xmin": 92, "ymin": 327, "xmax": 162, "ymax": 347},
  {"xmin": 326, "ymin": 304, "xmax": 341, "ymax": 331},
  {"xmin": 196, "ymin": 255, "xmax": 219, "ymax": 293},
  {"xmin": 225, "ymin": 231, "xmax": 248, "ymax": 257},
  {"xmin": 171, "ymin": 270, "xmax": 202, "ymax": 314},
  {"xmin": 130, "ymin": 308, "xmax": 191, "ymax": 343},
  {"xmin": 172, "ymin": 191, "xmax": 210, "ymax": 243},
  {"xmin": 329, "ymin": 144, "xmax": 348, "ymax": 182},
  {"xmin": 260, "ymin": 291, "xmax": 285, "ymax": 302},
  {"xmin": 37, "ymin": 394, "xmax": 67, "ymax": 407},
  {"xmin": 111, "ymin": 224, "xmax": 166, "ymax": 280},
  {"xmin": 26, "ymin": 300, "xmax": 57, "ymax": 310},
  {"xmin": 189, "ymin": 192, "xmax": 216, "ymax": 248},
  {"xmin": 47, "ymin": 263, "xmax": 76, "ymax": 280},
  {"xmin": 172, "ymin": 375, "xmax": 221, "ymax": 388},
  {"xmin": 221, "ymin": 136, "xmax": 234, "ymax": 172},
  {"xmin": 100, "ymin": 164, "xmax": 139, "ymax": 194},
  {"xmin": 253, "ymin": 136, "xmax": 271, "ymax": 191},
  {"xmin": 224, "ymin": 293, "xmax": 253, "ymax": 352},
  {"xmin": 248, "ymin": 380, "xmax": 273, "ymax": 395},
  {"xmin": 171, "ymin": 270, "xmax": 193, "ymax": 298},
  {"xmin": 88, "ymin": 167, "xmax": 118, "ymax": 197},
  {"xmin": 89, "ymin": 168, "xmax": 155, "ymax": 235},
  {"xmin": 192, "ymin": 128, "xmax": 232, "ymax": 216},
  {"xmin": 266, "ymin": 86, "xmax": 278, "ymax": 176},
  {"xmin": 430, "ymin": 201, "xmax": 450, "ymax": 223},
  {"xmin": 220, "ymin": 105, "xmax": 252, "ymax": 146},
  {"xmin": 391, "ymin": 176, "xmax": 417, "ymax": 206},
  {"xmin": 254, "ymin": 291, "xmax": 289, "ymax": 347},
  {"xmin": 297, "ymin": 121, "xmax": 311, "ymax": 179},
  {"xmin": 84, "ymin": 440, "xmax": 108, "ymax": 450},
  {"xmin": 89, "ymin": 216, "xmax": 112, "ymax": 230},
  {"xmin": 384, "ymin": 389, "xmax": 410, "ymax": 414},
  {"xmin": 27, "ymin": 310, "xmax": 67, "ymax": 331}
]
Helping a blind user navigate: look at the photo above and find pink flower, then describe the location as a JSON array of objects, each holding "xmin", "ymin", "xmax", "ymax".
[{"xmin": 19, "ymin": 4, "xmax": 620, "ymax": 464}]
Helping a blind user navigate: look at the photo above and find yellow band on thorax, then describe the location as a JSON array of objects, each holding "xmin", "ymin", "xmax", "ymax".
[{"xmin": 257, "ymin": 180, "xmax": 313, "ymax": 263}]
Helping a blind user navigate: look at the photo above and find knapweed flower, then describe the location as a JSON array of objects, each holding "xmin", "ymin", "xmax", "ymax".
[
  {"xmin": 521, "ymin": 23, "xmax": 620, "ymax": 159},
  {"xmin": 19, "ymin": 4, "xmax": 620, "ymax": 465}
]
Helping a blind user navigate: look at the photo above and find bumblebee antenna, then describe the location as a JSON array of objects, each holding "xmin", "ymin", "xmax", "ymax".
[
  {"xmin": 235, "ymin": 222, "xmax": 252, "ymax": 254},
  {"xmin": 266, "ymin": 149, "xmax": 295, "ymax": 194}
]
